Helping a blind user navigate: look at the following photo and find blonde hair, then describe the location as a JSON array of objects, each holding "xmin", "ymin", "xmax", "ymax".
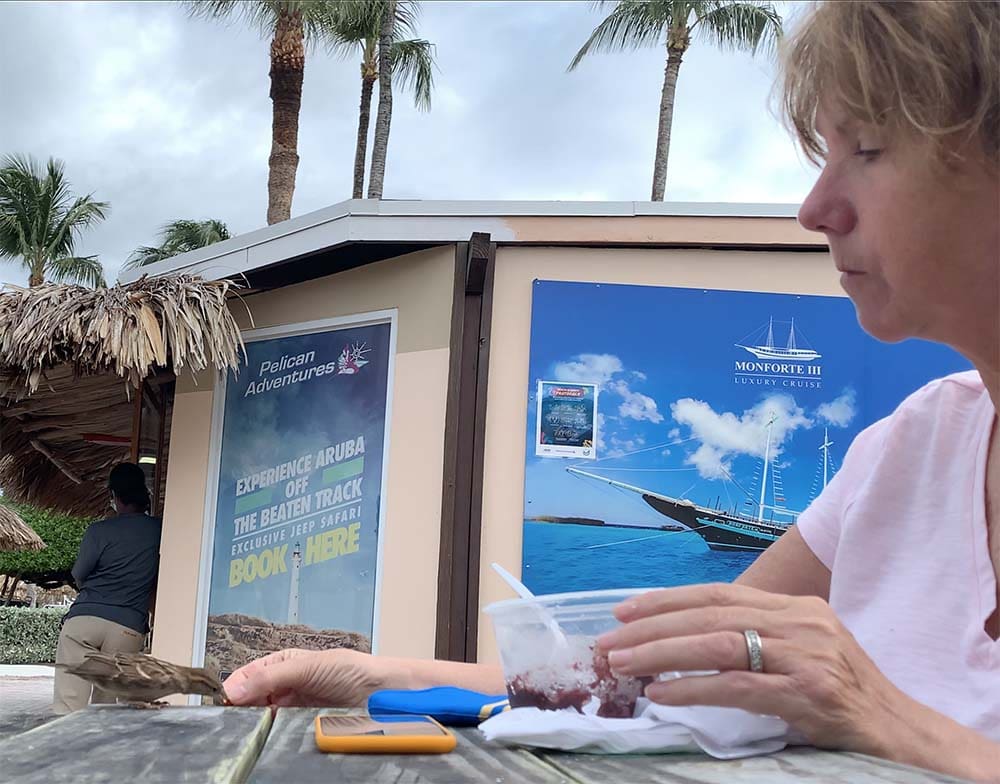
[{"xmin": 779, "ymin": 1, "xmax": 999, "ymax": 166}]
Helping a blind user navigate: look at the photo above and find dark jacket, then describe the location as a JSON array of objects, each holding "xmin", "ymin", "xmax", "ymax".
[{"xmin": 67, "ymin": 513, "xmax": 162, "ymax": 633}]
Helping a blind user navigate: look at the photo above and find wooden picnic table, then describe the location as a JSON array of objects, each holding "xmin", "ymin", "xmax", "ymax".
[{"xmin": 0, "ymin": 705, "xmax": 970, "ymax": 783}]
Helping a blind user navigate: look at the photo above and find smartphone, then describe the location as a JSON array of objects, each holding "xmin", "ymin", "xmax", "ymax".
[{"xmin": 314, "ymin": 714, "xmax": 457, "ymax": 754}]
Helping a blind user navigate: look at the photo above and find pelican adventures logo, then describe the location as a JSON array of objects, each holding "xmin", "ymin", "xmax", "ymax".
[
  {"xmin": 244, "ymin": 342, "xmax": 374, "ymax": 397},
  {"xmin": 733, "ymin": 317, "xmax": 823, "ymax": 389}
]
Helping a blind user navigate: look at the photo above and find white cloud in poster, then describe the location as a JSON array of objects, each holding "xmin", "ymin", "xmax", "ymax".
[
  {"xmin": 552, "ymin": 353, "xmax": 623, "ymax": 385},
  {"xmin": 550, "ymin": 352, "xmax": 664, "ymax": 430},
  {"xmin": 595, "ymin": 412, "xmax": 608, "ymax": 452},
  {"xmin": 608, "ymin": 434, "xmax": 646, "ymax": 459},
  {"xmin": 668, "ymin": 428, "xmax": 681, "ymax": 440},
  {"xmin": 815, "ymin": 389, "xmax": 857, "ymax": 427},
  {"xmin": 671, "ymin": 394, "xmax": 812, "ymax": 480},
  {"xmin": 611, "ymin": 380, "xmax": 664, "ymax": 423},
  {"xmin": 686, "ymin": 443, "xmax": 734, "ymax": 480}
]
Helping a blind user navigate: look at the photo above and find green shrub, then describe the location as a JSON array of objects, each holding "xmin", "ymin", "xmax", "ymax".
[
  {"xmin": 0, "ymin": 606, "xmax": 68, "ymax": 663},
  {"xmin": 0, "ymin": 503, "xmax": 94, "ymax": 588}
]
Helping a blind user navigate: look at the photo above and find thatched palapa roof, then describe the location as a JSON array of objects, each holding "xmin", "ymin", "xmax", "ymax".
[
  {"xmin": 0, "ymin": 504, "xmax": 45, "ymax": 552},
  {"xmin": 0, "ymin": 275, "xmax": 246, "ymax": 517}
]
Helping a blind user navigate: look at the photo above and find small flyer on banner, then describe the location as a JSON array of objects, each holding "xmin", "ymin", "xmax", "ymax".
[{"xmin": 535, "ymin": 381, "xmax": 598, "ymax": 459}]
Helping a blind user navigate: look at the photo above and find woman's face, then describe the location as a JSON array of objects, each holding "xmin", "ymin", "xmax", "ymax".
[{"xmin": 798, "ymin": 105, "xmax": 999, "ymax": 364}]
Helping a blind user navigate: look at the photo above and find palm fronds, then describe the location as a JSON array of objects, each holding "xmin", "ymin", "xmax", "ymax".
[
  {"xmin": 126, "ymin": 219, "xmax": 231, "ymax": 269},
  {"xmin": 0, "ymin": 155, "xmax": 109, "ymax": 287}
]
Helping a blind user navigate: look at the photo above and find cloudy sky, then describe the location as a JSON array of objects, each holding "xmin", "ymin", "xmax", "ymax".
[{"xmin": 0, "ymin": 0, "xmax": 816, "ymax": 286}]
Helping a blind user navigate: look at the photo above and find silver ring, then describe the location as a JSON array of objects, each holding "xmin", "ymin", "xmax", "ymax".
[{"xmin": 743, "ymin": 629, "xmax": 764, "ymax": 673}]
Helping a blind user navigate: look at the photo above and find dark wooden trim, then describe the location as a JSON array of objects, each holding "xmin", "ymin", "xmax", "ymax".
[
  {"xmin": 142, "ymin": 379, "xmax": 162, "ymax": 418},
  {"xmin": 464, "ymin": 237, "xmax": 494, "ymax": 660},
  {"xmin": 435, "ymin": 233, "xmax": 496, "ymax": 662},
  {"xmin": 152, "ymin": 383, "xmax": 169, "ymax": 516},
  {"xmin": 81, "ymin": 433, "xmax": 131, "ymax": 445},
  {"xmin": 129, "ymin": 384, "xmax": 144, "ymax": 464},
  {"xmin": 435, "ymin": 243, "xmax": 467, "ymax": 661}
]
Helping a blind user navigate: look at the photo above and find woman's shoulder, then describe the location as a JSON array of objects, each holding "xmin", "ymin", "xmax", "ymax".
[
  {"xmin": 902, "ymin": 369, "xmax": 985, "ymax": 403},
  {"xmin": 891, "ymin": 370, "xmax": 987, "ymax": 426},
  {"xmin": 858, "ymin": 370, "xmax": 988, "ymax": 461},
  {"xmin": 845, "ymin": 371, "xmax": 986, "ymax": 460}
]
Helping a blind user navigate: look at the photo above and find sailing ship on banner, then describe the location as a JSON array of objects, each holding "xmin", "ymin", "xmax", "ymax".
[
  {"xmin": 736, "ymin": 317, "xmax": 821, "ymax": 362},
  {"xmin": 568, "ymin": 424, "xmax": 839, "ymax": 553}
]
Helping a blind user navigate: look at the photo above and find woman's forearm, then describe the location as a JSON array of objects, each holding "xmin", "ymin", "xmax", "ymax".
[
  {"xmin": 377, "ymin": 656, "xmax": 506, "ymax": 695},
  {"xmin": 874, "ymin": 693, "xmax": 1000, "ymax": 782}
]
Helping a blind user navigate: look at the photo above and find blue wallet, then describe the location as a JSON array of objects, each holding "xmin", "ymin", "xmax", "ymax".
[{"xmin": 367, "ymin": 686, "xmax": 509, "ymax": 726}]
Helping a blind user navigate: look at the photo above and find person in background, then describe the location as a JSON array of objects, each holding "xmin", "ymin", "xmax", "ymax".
[
  {"xmin": 222, "ymin": 2, "xmax": 999, "ymax": 780},
  {"xmin": 53, "ymin": 462, "xmax": 162, "ymax": 713}
]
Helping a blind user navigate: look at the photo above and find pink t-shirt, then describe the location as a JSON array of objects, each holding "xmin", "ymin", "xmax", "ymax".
[{"xmin": 797, "ymin": 370, "xmax": 999, "ymax": 739}]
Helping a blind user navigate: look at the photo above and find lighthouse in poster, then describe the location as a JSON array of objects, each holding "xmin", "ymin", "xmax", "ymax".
[{"xmin": 287, "ymin": 541, "xmax": 302, "ymax": 623}]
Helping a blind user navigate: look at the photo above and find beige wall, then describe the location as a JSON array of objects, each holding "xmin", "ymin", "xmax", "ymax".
[
  {"xmin": 153, "ymin": 245, "xmax": 456, "ymax": 670},
  {"xmin": 152, "ymin": 369, "xmax": 215, "ymax": 670},
  {"xmin": 477, "ymin": 245, "xmax": 841, "ymax": 662},
  {"xmin": 507, "ymin": 214, "xmax": 823, "ymax": 247}
]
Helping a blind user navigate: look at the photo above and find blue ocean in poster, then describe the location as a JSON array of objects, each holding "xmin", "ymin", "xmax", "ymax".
[
  {"xmin": 522, "ymin": 281, "xmax": 970, "ymax": 595},
  {"xmin": 206, "ymin": 321, "xmax": 391, "ymax": 666}
]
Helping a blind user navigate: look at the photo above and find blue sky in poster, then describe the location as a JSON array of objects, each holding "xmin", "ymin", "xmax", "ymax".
[
  {"xmin": 207, "ymin": 321, "xmax": 390, "ymax": 637},
  {"xmin": 522, "ymin": 282, "xmax": 970, "ymax": 591}
]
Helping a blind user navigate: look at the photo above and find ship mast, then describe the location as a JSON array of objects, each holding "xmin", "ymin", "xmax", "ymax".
[
  {"xmin": 787, "ymin": 317, "xmax": 797, "ymax": 350},
  {"xmin": 765, "ymin": 317, "xmax": 775, "ymax": 350},
  {"xmin": 820, "ymin": 427, "xmax": 834, "ymax": 489},
  {"xmin": 757, "ymin": 414, "xmax": 776, "ymax": 521}
]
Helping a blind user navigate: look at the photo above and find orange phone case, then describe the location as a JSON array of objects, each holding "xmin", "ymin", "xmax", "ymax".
[{"xmin": 314, "ymin": 714, "xmax": 457, "ymax": 754}]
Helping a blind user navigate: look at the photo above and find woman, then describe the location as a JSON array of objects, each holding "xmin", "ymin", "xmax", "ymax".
[
  {"xmin": 223, "ymin": 2, "xmax": 999, "ymax": 778},
  {"xmin": 53, "ymin": 463, "xmax": 162, "ymax": 713}
]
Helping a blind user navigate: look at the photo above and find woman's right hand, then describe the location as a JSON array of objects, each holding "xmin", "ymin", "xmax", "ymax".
[{"xmin": 223, "ymin": 648, "xmax": 388, "ymax": 707}]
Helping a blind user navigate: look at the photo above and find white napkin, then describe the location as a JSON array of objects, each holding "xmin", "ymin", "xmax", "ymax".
[{"xmin": 480, "ymin": 697, "xmax": 790, "ymax": 758}]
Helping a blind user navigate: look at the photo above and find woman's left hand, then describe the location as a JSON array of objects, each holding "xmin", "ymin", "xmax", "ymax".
[{"xmin": 597, "ymin": 583, "xmax": 909, "ymax": 755}]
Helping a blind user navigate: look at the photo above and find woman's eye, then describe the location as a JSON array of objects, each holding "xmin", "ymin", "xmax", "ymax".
[{"xmin": 854, "ymin": 144, "xmax": 883, "ymax": 160}]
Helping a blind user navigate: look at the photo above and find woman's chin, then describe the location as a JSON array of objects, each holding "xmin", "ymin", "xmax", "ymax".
[{"xmin": 854, "ymin": 308, "xmax": 913, "ymax": 344}]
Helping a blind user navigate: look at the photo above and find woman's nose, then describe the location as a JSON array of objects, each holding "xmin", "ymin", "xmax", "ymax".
[{"xmin": 798, "ymin": 166, "xmax": 857, "ymax": 236}]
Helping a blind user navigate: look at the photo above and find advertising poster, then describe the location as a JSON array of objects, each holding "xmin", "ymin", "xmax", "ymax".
[
  {"xmin": 522, "ymin": 281, "xmax": 970, "ymax": 595},
  {"xmin": 203, "ymin": 316, "xmax": 393, "ymax": 674},
  {"xmin": 535, "ymin": 381, "xmax": 598, "ymax": 459}
]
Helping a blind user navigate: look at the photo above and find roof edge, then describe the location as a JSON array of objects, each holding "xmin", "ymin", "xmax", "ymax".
[{"xmin": 118, "ymin": 199, "xmax": 809, "ymax": 285}]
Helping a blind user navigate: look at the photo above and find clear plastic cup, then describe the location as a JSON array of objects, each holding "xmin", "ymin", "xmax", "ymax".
[{"xmin": 484, "ymin": 588, "xmax": 651, "ymax": 719}]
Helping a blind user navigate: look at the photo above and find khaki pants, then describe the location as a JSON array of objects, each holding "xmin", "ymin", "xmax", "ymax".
[{"xmin": 53, "ymin": 615, "xmax": 145, "ymax": 714}]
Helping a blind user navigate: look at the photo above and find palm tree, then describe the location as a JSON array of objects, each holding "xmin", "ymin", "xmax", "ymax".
[
  {"xmin": 126, "ymin": 219, "xmax": 231, "ymax": 269},
  {"xmin": 0, "ymin": 155, "xmax": 108, "ymax": 288},
  {"xmin": 188, "ymin": 1, "xmax": 344, "ymax": 225},
  {"xmin": 328, "ymin": 1, "xmax": 435, "ymax": 199},
  {"xmin": 570, "ymin": 0, "xmax": 782, "ymax": 201},
  {"xmin": 368, "ymin": 0, "xmax": 397, "ymax": 200}
]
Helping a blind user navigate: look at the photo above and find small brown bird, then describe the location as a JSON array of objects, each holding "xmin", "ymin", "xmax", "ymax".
[{"xmin": 58, "ymin": 652, "xmax": 228, "ymax": 706}]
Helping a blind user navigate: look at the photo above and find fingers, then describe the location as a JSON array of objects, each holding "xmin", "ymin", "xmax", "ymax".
[
  {"xmin": 645, "ymin": 669, "xmax": 795, "ymax": 717},
  {"xmin": 598, "ymin": 606, "xmax": 782, "ymax": 654},
  {"xmin": 615, "ymin": 583, "xmax": 790, "ymax": 623},
  {"xmin": 223, "ymin": 649, "xmax": 314, "ymax": 706},
  {"xmin": 606, "ymin": 632, "xmax": 791, "ymax": 677}
]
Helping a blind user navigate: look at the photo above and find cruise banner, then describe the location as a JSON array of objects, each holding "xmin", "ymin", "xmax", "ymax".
[
  {"xmin": 203, "ymin": 318, "xmax": 392, "ymax": 674},
  {"xmin": 521, "ymin": 281, "xmax": 970, "ymax": 594}
]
